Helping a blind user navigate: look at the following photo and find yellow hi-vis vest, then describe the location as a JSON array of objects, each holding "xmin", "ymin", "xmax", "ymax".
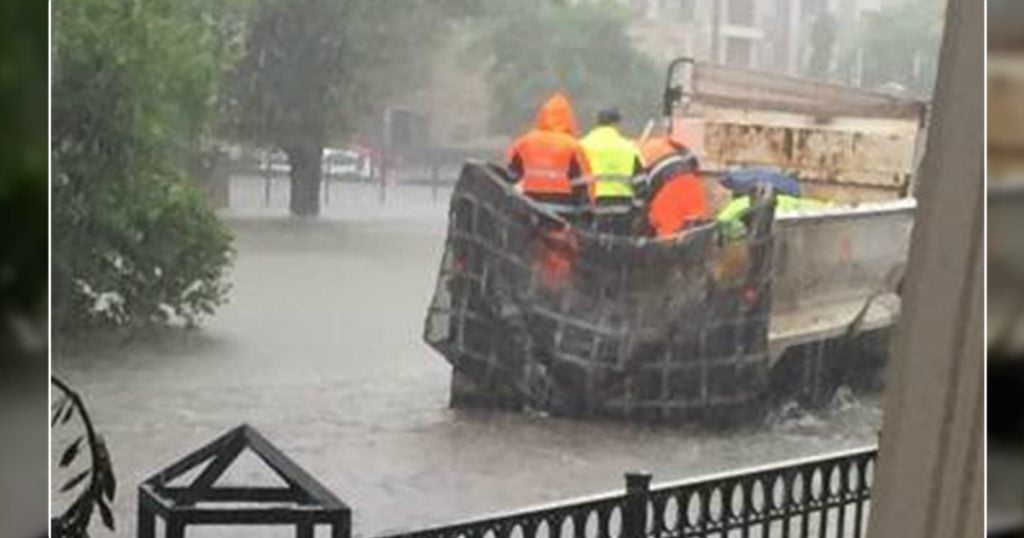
[{"xmin": 580, "ymin": 126, "xmax": 643, "ymax": 200}]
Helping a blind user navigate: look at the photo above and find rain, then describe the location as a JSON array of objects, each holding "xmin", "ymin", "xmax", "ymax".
[{"xmin": 49, "ymin": 1, "xmax": 948, "ymax": 536}]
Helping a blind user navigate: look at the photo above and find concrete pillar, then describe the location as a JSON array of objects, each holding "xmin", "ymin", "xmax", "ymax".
[{"xmin": 865, "ymin": 0, "xmax": 983, "ymax": 536}]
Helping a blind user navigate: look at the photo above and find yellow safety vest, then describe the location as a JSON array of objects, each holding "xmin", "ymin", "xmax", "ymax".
[{"xmin": 580, "ymin": 126, "xmax": 643, "ymax": 200}]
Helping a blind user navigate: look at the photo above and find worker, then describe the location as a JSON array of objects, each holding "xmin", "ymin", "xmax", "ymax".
[
  {"xmin": 716, "ymin": 169, "xmax": 830, "ymax": 240},
  {"xmin": 506, "ymin": 93, "xmax": 590, "ymax": 290},
  {"xmin": 638, "ymin": 135, "xmax": 710, "ymax": 238},
  {"xmin": 506, "ymin": 92, "xmax": 590, "ymax": 217},
  {"xmin": 579, "ymin": 108, "xmax": 645, "ymax": 235}
]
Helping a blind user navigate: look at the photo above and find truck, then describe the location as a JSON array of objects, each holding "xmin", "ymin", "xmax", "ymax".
[{"xmin": 423, "ymin": 58, "xmax": 926, "ymax": 422}]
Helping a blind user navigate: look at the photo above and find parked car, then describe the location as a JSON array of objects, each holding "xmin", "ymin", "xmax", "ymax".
[
  {"xmin": 255, "ymin": 148, "xmax": 290, "ymax": 176},
  {"xmin": 323, "ymin": 147, "xmax": 373, "ymax": 182}
]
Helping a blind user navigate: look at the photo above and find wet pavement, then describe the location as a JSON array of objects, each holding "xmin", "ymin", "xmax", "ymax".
[{"xmin": 53, "ymin": 181, "xmax": 882, "ymax": 537}]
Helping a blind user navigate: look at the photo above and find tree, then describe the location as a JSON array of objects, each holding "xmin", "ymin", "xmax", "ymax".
[
  {"xmin": 0, "ymin": 0, "xmax": 47, "ymax": 353},
  {"xmin": 840, "ymin": 0, "xmax": 945, "ymax": 97},
  {"xmin": 474, "ymin": 1, "xmax": 661, "ymax": 136},
  {"xmin": 227, "ymin": 0, "xmax": 342, "ymax": 216},
  {"xmin": 228, "ymin": 0, "xmax": 472, "ymax": 216},
  {"xmin": 52, "ymin": 0, "xmax": 235, "ymax": 330}
]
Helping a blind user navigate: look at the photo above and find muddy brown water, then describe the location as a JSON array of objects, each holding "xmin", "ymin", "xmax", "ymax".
[{"xmin": 53, "ymin": 181, "xmax": 882, "ymax": 537}]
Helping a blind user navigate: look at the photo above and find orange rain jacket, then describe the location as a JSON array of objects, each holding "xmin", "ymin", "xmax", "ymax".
[
  {"xmin": 640, "ymin": 136, "xmax": 709, "ymax": 238},
  {"xmin": 507, "ymin": 93, "xmax": 590, "ymax": 201}
]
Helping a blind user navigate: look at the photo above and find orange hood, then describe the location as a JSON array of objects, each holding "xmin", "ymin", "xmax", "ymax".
[
  {"xmin": 534, "ymin": 93, "xmax": 579, "ymax": 136},
  {"xmin": 640, "ymin": 136, "xmax": 678, "ymax": 165}
]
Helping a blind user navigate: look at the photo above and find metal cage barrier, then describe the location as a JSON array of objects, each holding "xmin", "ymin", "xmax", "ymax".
[
  {"xmin": 378, "ymin": 446, "xmax": 877, "ymax": 538},
  {"xmin": 425, "ymin": 162, "xmax": 778, "ymax": 422}
]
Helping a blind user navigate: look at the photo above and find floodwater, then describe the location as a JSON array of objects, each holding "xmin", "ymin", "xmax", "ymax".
[{"xmin": 53, "ymin": 179, "xmax": 882, "ymax": 538}]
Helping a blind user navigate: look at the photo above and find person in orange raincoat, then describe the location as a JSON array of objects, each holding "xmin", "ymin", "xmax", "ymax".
[
  {"xmin": 506, "ymin": 93, "xmax": 591, "ymax": 210},
  {"xmin": 506, "ymin": 93, "xmax": 591, "ymax": 291},
  {"xmin": 638, "ymin": 135, "xmax": 710, "ymax": 238}
]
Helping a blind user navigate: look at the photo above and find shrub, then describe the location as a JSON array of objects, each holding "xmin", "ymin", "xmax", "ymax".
[{"xmin": 52, "ymin": 0, "xmax": 234, "ymax": 331}]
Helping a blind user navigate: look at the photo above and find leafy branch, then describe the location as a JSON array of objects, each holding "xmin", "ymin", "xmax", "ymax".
[{"xmin": 50, "ymin": 377, "xmax": 116, "ymax": 538}]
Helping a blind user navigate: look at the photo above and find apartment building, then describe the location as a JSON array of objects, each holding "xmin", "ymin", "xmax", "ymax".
[{"xmin": 583, "ymin": 0, "xmax": 882, "ymax": 75}]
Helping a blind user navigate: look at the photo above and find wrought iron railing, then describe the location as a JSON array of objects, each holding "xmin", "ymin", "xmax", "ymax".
[
  {"xmin": 645, "ymin": 447, "xmax": 876, "ymax": 538},
  {"xmin": 378, "ymin": 446, "xmax": 877, "ymax": 538}
]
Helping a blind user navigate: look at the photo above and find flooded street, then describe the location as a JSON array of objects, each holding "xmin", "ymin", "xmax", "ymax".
[
  {"xmin": 46, "ymin": 0, "xmax": 989, "ymax": 533},
  {"xmin": 54, "ymin": 181, "xmax": 882, "ymax": 538}
]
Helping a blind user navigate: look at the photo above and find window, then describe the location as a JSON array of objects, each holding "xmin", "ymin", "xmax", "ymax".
[{"xmin": 727, "ymin": 0, "xmax": 756, "ymax": 26}]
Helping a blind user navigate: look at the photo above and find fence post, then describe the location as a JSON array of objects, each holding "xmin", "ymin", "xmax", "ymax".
[
  {"xmin": 167, "ymin": 520, "xmax": 185, "ymax": 538},
  {"xmin": 263, "ymin": 160, "xmax": 272, "ymax": 208},
  {"xmin": 431, "ymin": 163, "xmax": 440, "ymax": 203},
  {"xmin": 137, "ymin": 497, "xmax": 155, "ymax": 538},
  {"xmin": 624, "ymin": 471, "xmax": 652, "ymax": 538},
  {"xmin": 379, "ymin": 152, "xmax": 388, "ymax": 206},
  {"xmin": 322, "ymin": 161, "xmax": 330, "ymax": 207},
  {"xmin": 331, "ymin": 515, "xmax": 350, "ymax": 538}
]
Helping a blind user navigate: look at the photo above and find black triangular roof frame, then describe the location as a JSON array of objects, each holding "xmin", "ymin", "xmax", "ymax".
[{"xmin": 140, "ymin": 424, "xmax": 348, "ymax": 512}]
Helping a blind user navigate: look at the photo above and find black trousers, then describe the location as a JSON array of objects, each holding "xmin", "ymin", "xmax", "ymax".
[{"xmin": 592, "ymin": 197, "xmax": 635, "ymax": 236}]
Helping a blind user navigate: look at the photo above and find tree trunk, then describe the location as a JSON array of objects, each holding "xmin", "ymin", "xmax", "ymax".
[{"xmin": 285, "ymin": 144, "xmax": 322, "ymax": 216}]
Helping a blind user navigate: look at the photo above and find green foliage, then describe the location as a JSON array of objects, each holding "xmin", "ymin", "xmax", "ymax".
[
  {"xmin": 228, "ymin": 0, "xmax": 475, "ymax": 146},
  {"xmin": 839, "ymin": 0, "xmax": 945, "ymax": 97},
  {"xmin": 226, "ymin": 0, "xmax": 343, "ymax": 150},
  {"xmin": 475, "ymin": 0, "xmax": 661, "ymax": 135},
  {"xmin": 51, "ymin": 377, "xmax": 117, "ymax": 538},
  {"xmin": 0, "ymin": 0, "xmax": 47, "ymax": 331},
  {"xmin": 331, "ymin": 1, "xmax": 474, "ymax": 141},
  {"xmin": 53, "ymin": 0, "xmax": 235, "ymax": 330}
]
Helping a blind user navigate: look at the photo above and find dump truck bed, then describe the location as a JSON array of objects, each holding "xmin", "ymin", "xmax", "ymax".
[
  {"xmin": 667, "ymin": 58, "xmax": 926, "ymax": 203},
  {"xmin": 768, "ymin": 199, "xmax": 914, "ymax": 362},
  {"xmin": 426, "ymin": 164, "xmax": 912, "ymax": 421}
]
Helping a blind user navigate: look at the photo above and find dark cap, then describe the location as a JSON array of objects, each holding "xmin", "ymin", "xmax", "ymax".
[{"xmin": 596, "ymin": 108, "xmax": 622, "ymax": 126}]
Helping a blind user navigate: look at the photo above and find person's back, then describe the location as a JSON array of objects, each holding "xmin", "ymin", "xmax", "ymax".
[
  {"xmin": 580, "ymin": 110, "xmax": 644, "ymax": 203},
  {"xmin": 507, "ymin": 93, "xmax": 589, "ymax": 210},
  {"xmin": 640, "ymin": 136, "xmax": 710, "ymax": 238},
  {"xmin": 579, "ymin": 109, "xmax": 644, "ymax": 234}
]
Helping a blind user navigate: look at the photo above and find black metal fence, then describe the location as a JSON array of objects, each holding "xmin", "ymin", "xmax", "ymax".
[
  {"xmin": 379, "ymin": 446, "xmax": 877, "ymax": 538},
  {"xmin": 134, "ymin": 428, "xmax": 877, "ymax": 538}
]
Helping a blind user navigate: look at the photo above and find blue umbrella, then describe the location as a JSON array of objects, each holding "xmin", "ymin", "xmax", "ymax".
[{"xmin": 720, "ymin": 167, "xmax": 802, "ymax": 197}]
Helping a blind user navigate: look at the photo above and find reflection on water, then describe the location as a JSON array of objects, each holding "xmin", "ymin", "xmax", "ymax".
[{"xmin": 54, "ymin": 185, "xmax": 881, "ymax": 537}]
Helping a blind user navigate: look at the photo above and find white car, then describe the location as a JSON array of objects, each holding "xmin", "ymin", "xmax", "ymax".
[
  {"xmin": 323, "ymin": 148, "xmax": 373, "ymax": 181},
  {"xmin": 254, "ymin": 148, "xmax": 290, "ymax": 176}
]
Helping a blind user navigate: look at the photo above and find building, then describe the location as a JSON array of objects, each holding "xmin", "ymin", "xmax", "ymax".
[
  {"xmin": 376, "ymin": 0, "xmax": 921, "ymax": 151},
  {"xmin": 581, "ymin": 0, "xmax": 884, "ymax": 75}
]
